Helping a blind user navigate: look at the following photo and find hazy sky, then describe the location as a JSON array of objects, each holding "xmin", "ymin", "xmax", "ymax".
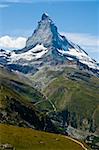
[{"xmin": 0, "ymin": 0, "xmax": 99, "ymax": 61}]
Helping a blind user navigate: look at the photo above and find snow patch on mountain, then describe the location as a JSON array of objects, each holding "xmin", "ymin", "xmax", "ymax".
[
  {"xmin": 9, "ymin": 44, "xmax": 48, "ymax": 63},
  {"xmin": 57, "ymin": 48, "xmax": 98, "ymax": 69},
  {"xmin": 0, "ymin": 49, "xmax": 10, "ymax": 57}
]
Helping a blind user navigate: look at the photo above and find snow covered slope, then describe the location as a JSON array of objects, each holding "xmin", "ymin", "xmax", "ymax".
[
  {"xmin": 58, "ymin": 47, "xmax": 98, "ymax": 70},
  {"xmin": 9, "ymin": 44, "xmax": 48, "ymax": 62}
]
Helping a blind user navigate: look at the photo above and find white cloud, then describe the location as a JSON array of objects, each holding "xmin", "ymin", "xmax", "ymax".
[{"xmin": 0, "ymin": 36, "xmax": 27, "ymax": 49}]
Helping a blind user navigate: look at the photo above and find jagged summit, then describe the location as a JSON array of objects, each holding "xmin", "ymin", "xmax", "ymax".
[
  {"xmin": 25, "ymin": 13, "xmax": 70, "ymax": 50},
  {"xmin": 25, "ymin": 13, "xmax": 76, "ymax": 55},
  {"xmin": 41, "ymin": 13, "xmax": 50, "ymax": 20},
  {"xmin": 26, "ymin": 13, "xmax": 58, "ymax": 48}
]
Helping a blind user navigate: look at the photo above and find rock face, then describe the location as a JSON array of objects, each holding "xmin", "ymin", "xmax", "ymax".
[
  {"xmin": 0, "ymin": 13, "xmax": 98, "ymax": 75},
  {"xmin": 26, "ymin": 13, "xmax": 54, "ymax": 48},
  {"xmin": 26, "ymin": 13, "xmax": 71, "ymax": 51}
]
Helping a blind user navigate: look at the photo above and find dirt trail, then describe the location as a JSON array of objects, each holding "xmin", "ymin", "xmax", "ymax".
[{"xmin": 64, "ymin": 136, "xmax": 88, "ymax": 150}]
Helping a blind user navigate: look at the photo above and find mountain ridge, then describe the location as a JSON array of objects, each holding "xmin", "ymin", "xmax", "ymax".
[{"xmin": 0, "ymin": 13, "xmax": 98, "ymax": 76}]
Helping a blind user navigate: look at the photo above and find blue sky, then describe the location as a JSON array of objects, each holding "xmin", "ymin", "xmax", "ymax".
[{"xmin": 0, "ymin": 0, "xmax": 99, "ymax": 61}]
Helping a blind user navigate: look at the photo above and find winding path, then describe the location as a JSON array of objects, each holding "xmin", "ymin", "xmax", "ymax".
[{"xmin": 64, "ymin": 136, "xmax": 88, "ymax": 150}]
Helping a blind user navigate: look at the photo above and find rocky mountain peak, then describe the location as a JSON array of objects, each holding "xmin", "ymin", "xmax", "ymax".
[
  {"xmin": 0, "ymin": 13, "xmax": 98, "ymax": 76},
  {"xmin": 41, "ymin": 13, "xmax": 50, "ymax": 20},
  {"xmin": 26, "ymin": 13, "xmax": 59, "ymax": 48},
  {"xmin": 26, "ymin": 13, "xmax": 71, "ymax": 52}
]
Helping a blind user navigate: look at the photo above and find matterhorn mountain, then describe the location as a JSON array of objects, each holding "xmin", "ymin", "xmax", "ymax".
[
  {"xmin": 0, "ymin": 14, "xmax": 99, "ymax": 150},
  {"xmin": 0, "ymin": 13, "xmax": 99, "ymax": 75}
]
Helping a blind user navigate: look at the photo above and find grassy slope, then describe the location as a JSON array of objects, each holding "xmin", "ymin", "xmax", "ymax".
[
  {"xmin": 0, "ymin": 66, "xmax": 44, "ymax": 103},
  {"xmin": 44, "ymin": 75, "xmax": 99, "ymax": 129},
  {"xmin": 32, "ymin": 67, "xmax": 99, "ymax": 131},
  {"xmin": 0, "ymin": 67, "xmax": 89, "ymax": 150},
  {"xmin": 0, "ymin": 124, "xmax": 88, "ymax": 150},
  {"xmin": 0, "ymin": 66, "xmax": 98, "ymax": 149},
  {"xmin": 44, "ymin": 75, "xmax": 99, "ymax": 113},
  {"xmin": 0, "ymin": 67, "xmax": 55, "ymax": 131},
  {"xmin": 0, "ymin": 66, "xmax": 51, "ymax": 111}
]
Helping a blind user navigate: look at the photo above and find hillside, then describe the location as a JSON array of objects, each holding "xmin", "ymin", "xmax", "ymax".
[
  {"xmin": 32, "ymin": 66, "xmax": 99, "ymax": 136},
  {"xmin": 0, "ymin": 66, "xmax": 90, "ymax": 150},
  {"xmin": 0, "ymin": 66, "xmax": 57, "ymax": 132},
  {"xmin": 0, "ymin": 124, "xmax": 89, "ymax": 150},
  {"xmin": 0, "ymin": 65, "xmax": 99, "ymax": 149}
]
